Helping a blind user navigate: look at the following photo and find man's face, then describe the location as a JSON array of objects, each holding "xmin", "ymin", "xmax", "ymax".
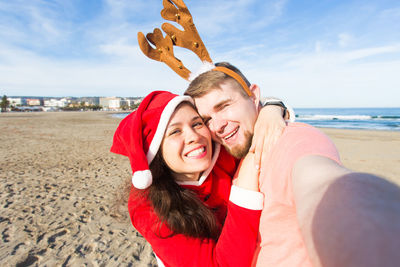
[{"xmin": 194, "ymin": 81, "xmax": 260, "ymax": 158}]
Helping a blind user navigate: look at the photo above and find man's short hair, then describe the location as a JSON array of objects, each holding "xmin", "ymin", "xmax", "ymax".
[{"xmin": 185, "ymin": 62, "xmax": 251, "ymax": 98}]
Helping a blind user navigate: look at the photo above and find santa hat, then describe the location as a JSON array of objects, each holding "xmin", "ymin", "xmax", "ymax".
[{"xmin": 110, "ymin": 91, "xmax": 194, "ymax": 189}]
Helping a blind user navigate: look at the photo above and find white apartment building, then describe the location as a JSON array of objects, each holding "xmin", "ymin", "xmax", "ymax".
[
  {"xmin": 26, "ymin": 99, "xmax": 41, "ymax": 106},
  {"xmin": 100, "ymin": 97, "xmax": 121, "ymax": 110},
  {"xmin": 8, "ymin": 97, "xmax": 23, "ymax": 106},
  {"xmin": 44, "ymin": 98, "xmax": 67, "ymax": 108}
]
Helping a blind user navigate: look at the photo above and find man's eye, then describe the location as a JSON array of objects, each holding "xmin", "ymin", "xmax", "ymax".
[
  {"xmin": 204, "ymin": 118, "xmax": 211, "ymax": 126},
  {"xmin": 217, "ymin": 103, "xmax": 229, "ymax": 111}
]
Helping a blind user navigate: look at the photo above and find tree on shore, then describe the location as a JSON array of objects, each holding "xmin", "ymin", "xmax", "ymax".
[
  {"xmin": 1, "ymin": 95, "xmax": 9, "ymax": 112},
  {"xmin": 130, "ymin": 102, "xmax": 140, "ymax": 110}
]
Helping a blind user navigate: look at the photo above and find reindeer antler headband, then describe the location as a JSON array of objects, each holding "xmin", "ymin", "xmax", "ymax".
[{"xmin": 138, "ymin": 0, "xmax": 252, "ymax": 96}]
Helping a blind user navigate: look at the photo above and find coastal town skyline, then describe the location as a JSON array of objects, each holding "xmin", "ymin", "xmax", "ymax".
[
  {"xmin": 0, "ymin": 0, "xmax": 399, "ymax": 108},
  {"xmin": 3, "ymin": 95, "xmax": 400, "ymax": 110},
  {"xmin": 2, "ymin": 95, "xmax": 143, "ymax": 111}
]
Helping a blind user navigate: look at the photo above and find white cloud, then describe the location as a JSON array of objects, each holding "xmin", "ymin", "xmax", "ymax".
[
  {"xmin": 104, "ymin": 0, "xmax": 159, "ymax": 21},
  {"xmin": 343, "ymin": 45, "xmax": 400, "ymax": 61},
  {"xmin": 245, "ymin": 44, "xmax": 400, "ymax": 107},
  {"xmin": 338, "ymin": 33, "xmax": 353, "ymax": 48},
  {"xmin": 0, "ymin": 44, "xmax": 188, "ymax": 97},
  {"xmin": 1, "ymin": 0, "xmax": 399, "ymax": 108},
  {"xmin": 379, "ymin": 7, "xmax": 400, "ymax": 18},
  {"xmin": 315, "ymin": 41, "xmax": 322, "ymax": 53},
  {"xmin": 249, "ymin": 0, "xmax": 287, "ymax": 29},
  {"xmin": 99, "ymin": 42, "xmax": 139, "ymax": 59}
]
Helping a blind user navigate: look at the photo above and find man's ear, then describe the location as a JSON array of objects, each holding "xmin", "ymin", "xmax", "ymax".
[{"xmin": 249, "ymin": 84, "xmax": 261, "ymax": 109}]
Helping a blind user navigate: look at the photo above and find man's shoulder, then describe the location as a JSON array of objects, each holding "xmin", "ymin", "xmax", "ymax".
[
  {"xmin": 281, "ymin": 122, "xmax": 329, "ymax": 142},
  {"xmin": 271, "ymin": 122, "xmax": 338, "ymax": 161},
  {"xmin": 258, "ymin": 124, "xmax": 340, "ymax": 204},
  {"xmin": 286, "ymin": 121, "xmax": 320, "ymax": 132}
]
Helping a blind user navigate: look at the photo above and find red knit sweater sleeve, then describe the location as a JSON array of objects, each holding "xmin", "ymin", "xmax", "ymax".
[{"xmin": 129, "ymin": 197, "xmax": 261, "ymax": 267}]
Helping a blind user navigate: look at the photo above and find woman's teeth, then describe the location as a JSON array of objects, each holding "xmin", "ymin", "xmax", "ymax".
[{"xmin": 187, "ymin": 147, "xmax": 205, "ymax": 157}]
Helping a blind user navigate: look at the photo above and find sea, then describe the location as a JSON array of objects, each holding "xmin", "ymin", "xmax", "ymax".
[
  {"xmin": 294, "ymin": 107, "xmax": 400, "ymax": 131},
  {"xmin": 114, "ymin": 107, "xmax": 400, "ymax": 131}
]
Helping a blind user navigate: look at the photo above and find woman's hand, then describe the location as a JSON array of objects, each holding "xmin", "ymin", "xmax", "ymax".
[
  {"xmin": 233, "ymin": 152, "xmax": 260, "ymax": 192},
  {"xmin": 249, "ymin": 105, "xmax": 286, "ymax": 170}
]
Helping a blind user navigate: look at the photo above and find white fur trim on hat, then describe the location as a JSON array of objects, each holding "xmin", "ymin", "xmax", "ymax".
[
  {"xmin": 146, "ymin": 95, "xmax": 194, "ymax": 164},
  {"xmin": 132, "ymin": 170, "xmax": 153, "ymax": 189}
]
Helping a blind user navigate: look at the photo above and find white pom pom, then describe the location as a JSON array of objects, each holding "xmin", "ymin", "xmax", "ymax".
[
  {"xmin": 188, "ymin": 61, "xmax": 215, "ymax": 82},
  {"xmin": 132, "ymin": 170, "xmax": 153, "ymax": 189}
]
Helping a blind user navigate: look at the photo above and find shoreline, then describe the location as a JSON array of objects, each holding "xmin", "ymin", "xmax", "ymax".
[{"xmin": 0, "ymin": 112, "xmax": 398, "ymax": 266}]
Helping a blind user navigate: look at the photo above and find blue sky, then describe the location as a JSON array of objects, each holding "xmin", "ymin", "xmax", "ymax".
[{"xmin": 0, "ymin": 0, "xmax": 399, "ymax": 107}]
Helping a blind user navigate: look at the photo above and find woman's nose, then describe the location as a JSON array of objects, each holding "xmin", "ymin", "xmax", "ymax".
[{"xmin": 186, "ymin": 128, "xmax": 201, "ymax": 144}]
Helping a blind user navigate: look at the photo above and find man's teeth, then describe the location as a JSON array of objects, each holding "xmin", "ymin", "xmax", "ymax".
[
  {"xmin": 224, "ymin": 128, "xmax": 238, "ymax": 140},
  {"xmin": 187, "ymin": 147, "xmax": 205, "ymax": 157}
]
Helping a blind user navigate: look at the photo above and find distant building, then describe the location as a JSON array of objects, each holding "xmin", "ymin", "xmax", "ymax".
[
  {"xmin": 26, "ymin": 99, "xmax": 41, "ymax": 106},
  {"xmin": 8, "ymin": 97, "xmax": 23, "ymax": 106},
  {"xmin": 100, "ymin": 97, "xmax": 121, "ymax": 110},
  {"xmin": 120, "ymin": 99, "xmax": 131, "ymax": 107},
  {"xmin": 80, "ymin": 97, "xmax": 100, "ymax": 106},
  {"xmin": 44, "ymin": 98, "xmax": 67, "ymax": 108}
]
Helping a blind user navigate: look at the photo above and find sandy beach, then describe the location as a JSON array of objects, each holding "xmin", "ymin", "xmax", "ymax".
[{"xmin": 0, "ymin": 111, "xmax": 399, "ymax": 266}]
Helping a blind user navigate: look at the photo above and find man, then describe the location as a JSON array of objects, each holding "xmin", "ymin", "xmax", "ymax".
[{"xmin": 185, "ymin": 62, "xmax": 400, "ymax": 267}]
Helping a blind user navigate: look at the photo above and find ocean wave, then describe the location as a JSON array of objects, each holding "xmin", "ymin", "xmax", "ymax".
[
  {"xmin": 296, "ymin": 114, "xmax": 400, "ymax": 121},
  {"xmin": 372, "ymin": 115, "xmax": 400, "ymax": 119}
]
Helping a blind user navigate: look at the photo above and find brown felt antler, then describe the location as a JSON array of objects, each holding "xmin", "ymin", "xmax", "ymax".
[{"xmin": 138, "ymin": 0, "xmax": 212, "ymax": 80}]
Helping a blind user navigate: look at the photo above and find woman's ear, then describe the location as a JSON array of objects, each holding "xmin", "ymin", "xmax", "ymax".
[{"xmin": 249, "ymin": 84, "xmax": 261, "ymax": 109}]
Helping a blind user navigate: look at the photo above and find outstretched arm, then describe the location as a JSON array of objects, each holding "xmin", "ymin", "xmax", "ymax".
[{"xmin": 292, "ymin": 155, "xmax": 400, "ymax": 267}]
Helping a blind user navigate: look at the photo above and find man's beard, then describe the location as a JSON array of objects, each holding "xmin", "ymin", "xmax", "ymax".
[{"xmin": 224, "ymin": 131, "xmax": 253, "ymax": 159}]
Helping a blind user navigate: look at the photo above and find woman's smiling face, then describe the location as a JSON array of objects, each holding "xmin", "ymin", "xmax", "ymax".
[{"xmin": 161, "ymin": 102, "xmax": 212, "ymax": 182}]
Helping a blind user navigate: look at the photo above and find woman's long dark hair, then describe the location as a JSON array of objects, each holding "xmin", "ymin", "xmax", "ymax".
[{"xmin": 147, "ymin": 151, "xmax": 220, "ymax": 240}]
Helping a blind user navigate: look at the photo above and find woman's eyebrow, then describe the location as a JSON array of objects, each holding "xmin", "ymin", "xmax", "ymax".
[
  {"xmin": 167, "ymin": 122, "xmax": 181, "ymax": 128},
  {"xmin": 191, "ymin": 115, "xmax": 202, "ymax": 121},
  {"xmin": 167, "ymin": 115, "xmax": 202, "ymax": 128}
]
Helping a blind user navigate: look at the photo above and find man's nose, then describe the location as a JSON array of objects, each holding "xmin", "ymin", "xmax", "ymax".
[{"xmin": 210, "ymin": 117, "xmax": 227, "ymax": 135}]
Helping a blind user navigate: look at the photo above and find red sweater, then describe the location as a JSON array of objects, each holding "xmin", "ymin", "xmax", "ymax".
[{"xmin": 128, "ymin": 146, "xmax": 263, "ymax": 267}]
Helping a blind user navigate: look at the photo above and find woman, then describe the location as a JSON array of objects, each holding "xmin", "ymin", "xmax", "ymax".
[{"xmin": 111, "ymin": 91, "xmax": 281, "ymax": 267}]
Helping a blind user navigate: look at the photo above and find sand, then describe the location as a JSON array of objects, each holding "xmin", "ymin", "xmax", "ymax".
[
  {"xmin": 0, "ymin": 112, "xmax": 156, "ymax": 266},
  {"xmin": 0, "ymin": 111, "xmax": 399, "ymax": 266},
  {"xmin": 321, "ymin": 128, "xmax": 400, "ymax": 184}
]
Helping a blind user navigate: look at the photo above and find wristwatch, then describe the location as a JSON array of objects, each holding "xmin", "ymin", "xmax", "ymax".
[{"xmin": 263, "ymin": 101, "xmax": 287, "ymax": 118}]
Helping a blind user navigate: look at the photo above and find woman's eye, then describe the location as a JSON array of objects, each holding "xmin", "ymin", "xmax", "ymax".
[
  {"xmin": 169, "ymin": 129, "xmax": 180, "ymax": 136},
  {"xmin": 193, "ymin": 121, "xmax": 203, "ymax": 128}
]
